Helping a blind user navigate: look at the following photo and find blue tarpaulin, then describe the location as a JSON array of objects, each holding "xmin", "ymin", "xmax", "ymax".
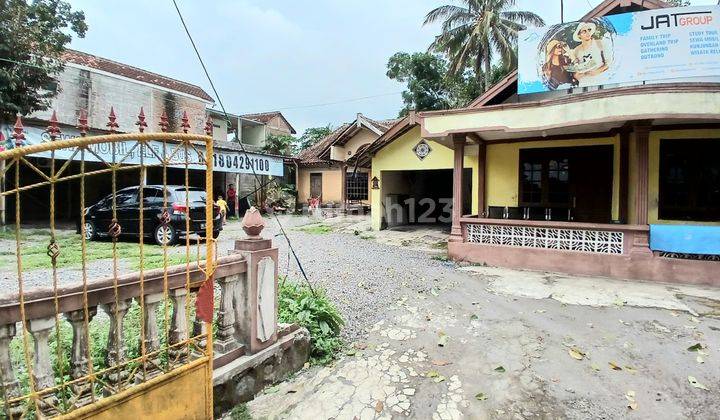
[{"xmin": 650, "ymin": 225, "xmax": 720, "ymax": 255}]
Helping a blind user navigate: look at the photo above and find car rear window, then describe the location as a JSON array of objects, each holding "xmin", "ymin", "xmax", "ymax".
[{"xmin": 172, "ymin": 189, "xmax": 206, "ymax": 204}]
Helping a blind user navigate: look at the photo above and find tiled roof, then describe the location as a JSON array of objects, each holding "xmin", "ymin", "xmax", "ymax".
[
  {"xmin": 295, "ymin": 123, "xmax": 351, "ymax": 166},
  {"xmin": 240, "ymin": 111, "xmax": 297, "ymax": 134},
  {"xmin": 240, "ymin": 111, "xmax": 281, "ymax": 123},
  {"xmin": 295, "ymin": 115, "xmax": 401, "ymax": 166},
  {"xmin": 62, "ymin": 49, "xmax": 214, "ymax": 102}
]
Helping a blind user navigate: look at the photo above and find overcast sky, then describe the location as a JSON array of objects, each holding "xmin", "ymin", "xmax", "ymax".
[{"xmin": 68, "ymin": 0, "xmax": 717, "ymax": 134}]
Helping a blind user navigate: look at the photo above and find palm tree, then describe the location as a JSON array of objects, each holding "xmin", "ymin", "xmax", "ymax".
[{"xmin": 424, "ymin": 0, "xmax": 544, "ymax": 91}]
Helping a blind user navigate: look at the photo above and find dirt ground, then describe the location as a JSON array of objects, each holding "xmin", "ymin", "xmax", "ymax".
[{"xmin": 247, "ymin": 215, "xmax": 720, "ymax": 420}]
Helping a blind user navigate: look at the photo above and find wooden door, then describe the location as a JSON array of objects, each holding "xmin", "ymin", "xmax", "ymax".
[
  {"xmin": 310, "ymin": 173, "xmax": 322, "ymax": 199},
  {"xmin": 571, "ymin": 146, "xmax": 613, "ymax": 223}
]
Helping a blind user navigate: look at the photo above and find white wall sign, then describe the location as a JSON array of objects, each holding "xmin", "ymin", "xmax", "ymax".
[
  {"xmin": 0, "ymin": 124, "xmax": 284, "ymax": 177},
  {"xmin": 518, "ymin": 6, "xmax": 720, "ymax": 94}
]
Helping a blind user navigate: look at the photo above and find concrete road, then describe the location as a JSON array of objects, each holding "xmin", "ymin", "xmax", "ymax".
[{"xmin": 247, "ymin": 215, "xmax": 720, "ymax": 419}]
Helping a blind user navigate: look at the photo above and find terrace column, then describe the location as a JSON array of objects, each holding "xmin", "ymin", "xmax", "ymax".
[
  {"xmin": 631, "ymin": 122, "xmax": 653, "ymax": 256},
  {"xmin": 340, "ymin": 163, "xmax": 348, "ymax": 213},
  {"xmin": 477, "ymin": 140, "xmax": 487, "ymax": 217},
  {"xmin": 633, "ymin": 122, "xmax": 651, "ymax": 225},
  {"xmin": 450, "ymin": 134, "xmax": 465, "ymax": 242}
]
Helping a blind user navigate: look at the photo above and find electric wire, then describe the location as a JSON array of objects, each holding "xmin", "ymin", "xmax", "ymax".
[{"xmin": 171, "ymin": 0, "xmax": 316, "ymax": 295}]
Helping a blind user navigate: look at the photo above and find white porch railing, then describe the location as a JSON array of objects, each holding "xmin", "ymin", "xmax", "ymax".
[{"xmin": 463, "ymin": 219, "xmax": 627, "ymax": 255}]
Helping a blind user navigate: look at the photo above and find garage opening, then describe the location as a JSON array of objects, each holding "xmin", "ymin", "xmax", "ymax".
[{"xmin": 381, "ymin": 168, "xmax": 472, "ymax": 229}]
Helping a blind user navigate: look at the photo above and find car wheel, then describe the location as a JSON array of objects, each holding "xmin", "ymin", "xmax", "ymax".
[
  {"xmin": 83, "ymin": 221, "xmax": 97, "ymax": 241},
  {"xmin": 154, "ymin": 224, "xmax": 178, "ymax": 246}
]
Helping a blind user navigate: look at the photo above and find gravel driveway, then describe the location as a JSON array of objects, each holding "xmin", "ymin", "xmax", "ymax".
[{"xmin": 247, "ymin": 215, "xmax": 720, "ymax": 419}]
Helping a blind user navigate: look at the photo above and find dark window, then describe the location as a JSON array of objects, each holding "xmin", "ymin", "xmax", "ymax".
[
  {"xmin": 172, "ymin": 188, "xmax": 207, "ymax": 204},
  {"xmin": 659, "ymin": 139, "xmax": 720, "ymax": 221},
  {"xmin": 346, "ymin": 172, "xmax": 369, "ymax": 201},
  {"xmin": 519, "ymin": 150, "xmax": 572, "ymax": 207},
  {"xmin": 142, "ymin": 188, "xmax": 166, "ymax": 205},
  {"xmin": 115, "ymin": 188, "xmax": 138, "ymax": 206}
]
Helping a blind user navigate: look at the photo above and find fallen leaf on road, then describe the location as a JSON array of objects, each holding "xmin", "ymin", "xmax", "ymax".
[
  {"xmin": 475, "ymin": 393, "xmax": 488, "ymax": 401},
  {"xmin": 430, "ymin": 287, "xmax": 440, "ymax": 296},
  {"xmin": 609, "ymin": 362, "xmax": 623, "ymax": 371},
  {"xmin": 353, "ymin": 342, "xmax": 368, "ymax": 350},
  {"xmin": 470, "ymin": 314, "xmax": 479, "ymax": 321},
  {"xmin": 614, "ymin": 298, "xmax": 626, "ymax": 306},
  {"xmin": 624, "ymin": 366, "xmax": 637, "ymax": 374},
  {"xmin": 687, "ymin": 343, "xmax": 704, "ymax": 352},
  {"xmin": 375, "ymin": 401, "xmax": 384, "ymax": 413},
  {"xmin": 689, "ymin": 316, "xmax": 701, "ymax": 323},
  {"xmin": 688, "ymin": 376, "xmax": 709, "ymax": 391},
  {"xmin": 697, "ymin": 355, "xmax": 705, "ymax": 364},
  {"xmin": 434, "ymin": 375, "xmax": 446, "ymax": 383},
  {"xmin": 494, "ymin": 366, "xmax": 506, "ymax": 373},
  {"xmin": 438, "ymin": 333, "xmax": 448, "ymax": 347},
  {"xmin": 431, "ymin": 360, "xmax": 451, "ymax": 366},
  {"xmin": 626, "ymin": 390, "xmax": 638, "ymax": 410},
  {"xmin": 426, "ymin": 370, "xmax": 440, "ymax": 378},
  {"xmin": 591, "ymin": 364, "xmax": 601, "ymax": 371},
  {"xmin": 535, "ymin": 309, "xmax": 546, "ymax": 314},
  {"xmin": 568, "ymin": 347, "xmax": 585, "ymax": 360}
]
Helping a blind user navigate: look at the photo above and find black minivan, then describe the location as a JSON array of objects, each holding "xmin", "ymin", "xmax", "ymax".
[{"xmin": 81, "ymin": 185, "xmax": 222, "ymax": 245}]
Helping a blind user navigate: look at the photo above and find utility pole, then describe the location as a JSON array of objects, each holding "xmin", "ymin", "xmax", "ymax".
[{"xmin": 561, "ymin": 0, "xmax": 564, "ymax": 23}]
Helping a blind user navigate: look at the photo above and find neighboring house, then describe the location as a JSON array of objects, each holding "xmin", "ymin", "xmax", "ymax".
[
  {"xmin": 364, "ymin": 0, "xmax": 720, "ymax": 286},
  {"xmin": 295, "ymin": 113, "xmax": 397, "ymax": 209},
  {"xmin": 207, "ymin": 109, "xmax": 267, "ymax": 152},
  {"xmin": 1, "ymin": 49, "xmax": 287, "ymax": 223},
  {"xmin": 241, "ymin": 111, "xmax": 297, "ymax": 137}
]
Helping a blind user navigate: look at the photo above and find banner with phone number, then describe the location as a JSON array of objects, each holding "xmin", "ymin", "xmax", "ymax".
[{"xmin": 1, "ymin": 123, "xmax": 284, "ymax": 176}]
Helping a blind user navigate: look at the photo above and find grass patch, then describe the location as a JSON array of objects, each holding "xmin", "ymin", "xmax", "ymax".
[
  {"xmin": 228, "ymin": 403, "xmax": 252, "ymax": 420},
  {"xmin": 293, "ymin": 224, "xmax": 333, "ymax": 235},
  {"xmin": 432, "ymin": 254, "xmax": 450, "ymax": 262},
  {"xmin": 432, "ymin": 241, "xmax": 449, "ymax": 250},
  {"xmin": 0, "ymin": 231, "xmax": 193, "ymax": 270},
  {"xmin": 359, "ymin": 234, "xmax": 375, "ymax": 240},
  {"xmin": 278, "ymin": 280, "xmax": 343, "ymax": 365}
]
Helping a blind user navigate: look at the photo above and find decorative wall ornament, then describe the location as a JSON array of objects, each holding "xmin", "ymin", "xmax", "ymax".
[
  {"xmin": 466, "ymin": 223, "xmax": 624, "ymax": 255},
  {"xmin": 413, "ymin": 139, "xmax": 432, "ymax": 160}
]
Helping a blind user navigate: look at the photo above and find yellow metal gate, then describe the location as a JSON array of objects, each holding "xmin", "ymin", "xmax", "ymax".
[{"xmin": 0, "ymin": 111, "xmax": 216, "ymax": 418}]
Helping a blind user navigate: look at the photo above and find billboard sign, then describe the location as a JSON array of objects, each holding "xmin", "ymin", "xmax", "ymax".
[
  {"xmin": 518, "ymin": 6, "xmax": 720, "ymax": 94},
  {"xmin": 0, "ymin": 124, "xmax": 284, "ymax": 177}
]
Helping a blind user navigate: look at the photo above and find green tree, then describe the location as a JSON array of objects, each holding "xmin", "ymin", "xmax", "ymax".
[
  {"xmin": 387, "ymin": 52, "xmax": 450, "ymax": 115},
  {"xmin": 424, "ymin": 0, "xmax": 543, "ymax": 91},
  {"xmin": 263, "ymin": 134, "xmax": 295, "ymax": 156},
  {"xmin": 387, "ymin": 51, "xmax": 498, "ymax": 115},
  {"xmin": 296, "ymin": 125, "xmax": 332, "ymax": 152},
  {"xmin": 0, "ymin": 0, "xmax": 87, "ymax": 122}
]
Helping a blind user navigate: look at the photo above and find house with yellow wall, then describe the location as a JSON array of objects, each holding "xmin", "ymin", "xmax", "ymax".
[
  {"xmin": 295, "ymin": 114, "xmax": 398, "ymax": 210},
  {"xmin": 363, "ymin": 0, "xmax": 720, "ymax": 286}
]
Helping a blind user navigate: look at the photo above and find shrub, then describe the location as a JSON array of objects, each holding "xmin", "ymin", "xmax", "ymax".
[{"xmin": 278, "ymin": 281, "xmax": 343, "ymax": 365}]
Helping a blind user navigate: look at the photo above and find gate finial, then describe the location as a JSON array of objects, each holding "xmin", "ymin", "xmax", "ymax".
[
  {"xmin": 204, "ymin": 116, "xmax": 213, "ymax": 136},
  {"xmin": 47, "ymin": 111, "xmax": 62, "ymax": 141},
  {"xmin": 136, "ymin": 107, "xmax": 148, "ymax": 133},
  {"xmin": 159, "ymin": 111, "xmax": 170, "ymax": 132},
  {"xmin": 107, "ymin": 107, "xmax": 119, "ymax": 133},
  {"xmin": 181, "ymin": 111, "xmax": 191, "ymax": 134},
  {"xmin": 12, "ymin": 115, "xmax": 26, "ymax": 148},
  {"xmin": 77, "ymin": 110, "xmax": 89, "ymax": 137}
]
